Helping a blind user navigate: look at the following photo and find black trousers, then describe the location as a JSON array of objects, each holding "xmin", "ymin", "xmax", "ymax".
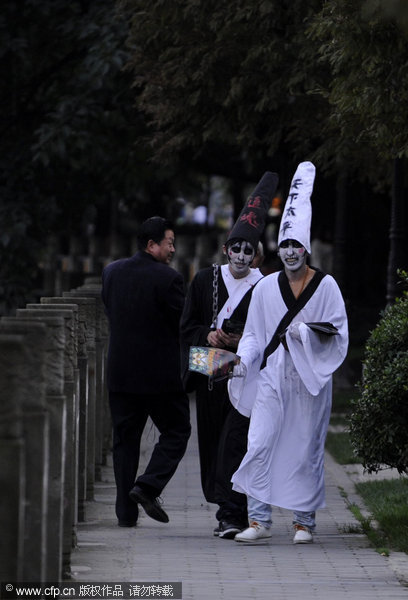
[
  {"xmin": 195, "ymin": 378, "xmax": 249, "ymax": 526},
  {"xmin": 109, "ymin": 390, "xmax": 191, "ymax": 523}
]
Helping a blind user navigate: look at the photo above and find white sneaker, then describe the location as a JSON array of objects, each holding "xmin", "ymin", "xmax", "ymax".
[
  {"xmin": 235, "ymin": 521, "xmax": 272, "ymax": 542},
  {"xmin": 293, "ymin": 524, "xmax": 313, "ymax": 544}
]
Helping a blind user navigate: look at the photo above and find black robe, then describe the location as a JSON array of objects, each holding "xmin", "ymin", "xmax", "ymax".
[
  {"xmin": 180, "ymin": 265, "xmax": 260, "ymax": 522},
  {"xmin": 180, "ymin": 265, "xmax": 255, "ymax": 392}
]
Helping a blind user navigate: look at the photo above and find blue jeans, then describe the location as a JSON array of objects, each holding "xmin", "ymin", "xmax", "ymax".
[{"xmin": 248, "ymin": 495, "xmax": 316, "ymax": 531}]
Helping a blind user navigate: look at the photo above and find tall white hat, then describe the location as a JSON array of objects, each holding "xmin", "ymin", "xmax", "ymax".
[{"xmin": 278, "ymin": 161, "xmax": 315, "ymax": 254}]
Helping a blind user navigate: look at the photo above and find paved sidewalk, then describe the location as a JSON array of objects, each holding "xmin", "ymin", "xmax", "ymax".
[{"xmin": 70, "ymin": 399, "xmax": 408, "ymax": 599}]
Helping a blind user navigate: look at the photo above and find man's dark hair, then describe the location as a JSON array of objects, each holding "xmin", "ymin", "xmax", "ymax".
[{"xmin": 137, "ymin": 216, "xmax": 173, "ymax": 250}]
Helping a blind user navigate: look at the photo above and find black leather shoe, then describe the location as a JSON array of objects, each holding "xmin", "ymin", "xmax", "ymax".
[
  {"xmin": 118, "ymin": 519, "xmax": 137, "ymax": 527},
  {"xmin": 218, "ymin": 520, "xmax": 244, "ymax": 539},
  {"xmin": 129, "ymin": 485, "xmax": 169, "ymax": 523}
]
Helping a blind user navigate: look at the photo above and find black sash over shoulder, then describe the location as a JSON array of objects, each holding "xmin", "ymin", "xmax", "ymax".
[{"xmin": 260, "ymin": 269, "xmax": 326, "ymax": 370}]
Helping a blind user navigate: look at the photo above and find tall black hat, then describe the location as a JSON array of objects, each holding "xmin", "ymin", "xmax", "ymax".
[{"xmin": 227, "ymin": 171, "xmax": 279, "ymax": 249}]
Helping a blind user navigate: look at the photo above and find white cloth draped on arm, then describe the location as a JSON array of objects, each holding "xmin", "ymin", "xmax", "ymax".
[{"xmin": 286, "ymin": 317, "xmax": 348, "ymax": 396}]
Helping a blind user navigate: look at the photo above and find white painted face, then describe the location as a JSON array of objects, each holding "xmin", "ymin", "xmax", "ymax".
[
  {"xmin": 278, "ymin": 239, "xmax": 307, "ymax": 271},
  {"xmin": 226, "ymin": 240, "xmax": 255, "ymax": 276}
]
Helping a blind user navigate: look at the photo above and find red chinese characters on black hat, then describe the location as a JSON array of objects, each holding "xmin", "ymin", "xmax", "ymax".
[{"xmin": 227, "ymin": 172, "xmax": 279, "ymax": 249}]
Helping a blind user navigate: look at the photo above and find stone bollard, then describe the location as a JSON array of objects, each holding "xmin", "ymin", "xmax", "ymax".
[
  {"xmin": 0, "ymin": 319, "xmax": 65, "ymax": 582},
  {"xmin": 64, "ymin": 284, "xmax": 110, "ymax": 479},
  {"xmin": 80, "ymin": 279, "xmax": 111, "ymax": 467},
  {"xmin": 40, "ymin": 296, "xmax": 96, "ymax": 521},
  {"xmin": 62, "ymin": 291, "xmax": 97, "ymax": 497},
  {"xmin": 0, "ymin": 329, "xmax": 49, "ymax": 582},
  {"xmin": 17, "ymin": 307, "xmax": 77, "ymax": 579},
  {"xmin": 0, "ymin": 333, "xmax": 28, "ymax": 582}
]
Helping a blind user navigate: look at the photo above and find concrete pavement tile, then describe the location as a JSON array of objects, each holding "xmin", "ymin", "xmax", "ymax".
[{"xmin": 70, "ymin": 399, "xmax": 408, "ymax": 599}]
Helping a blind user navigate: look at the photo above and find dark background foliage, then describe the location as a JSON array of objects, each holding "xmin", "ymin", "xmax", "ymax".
[
  {"xmin": 350, "ymin": 272, "xmax": 408, "ymax": 473},
  {"xmin": 1, "ymin": 0, "xmax": 408, "ymax": 336}
]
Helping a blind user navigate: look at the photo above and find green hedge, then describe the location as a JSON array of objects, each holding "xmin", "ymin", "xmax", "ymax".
[{"xmin": 349, "ymin": 271, "xmax": 408, "ymax": 474}]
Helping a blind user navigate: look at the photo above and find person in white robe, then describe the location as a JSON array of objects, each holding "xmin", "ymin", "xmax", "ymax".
[{"xmin": 229, "ymin": 162, "xmax": 349, "ymax": 544}]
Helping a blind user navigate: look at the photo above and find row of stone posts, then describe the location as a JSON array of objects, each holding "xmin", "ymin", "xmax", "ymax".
[{"xmin": 0, "ymin": 277, "xmax": 111, "ymax": 583}]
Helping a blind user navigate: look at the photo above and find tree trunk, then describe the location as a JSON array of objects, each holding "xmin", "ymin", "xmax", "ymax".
[
  {"xmin": 332, "ymin": 172, "xmax": 348, "ymax": 293},
  {"xmin": 386, "ymin": 157, "xmax": 406, "ymax": 305}
]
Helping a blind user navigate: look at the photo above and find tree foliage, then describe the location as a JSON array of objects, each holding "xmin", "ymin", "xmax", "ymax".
[
  {"xmin": 349, "ymin": 271, "xmax": 408, "ymax": 473},
  {"xmin": 3, "ymin": 0, "xmax": 408, "ymax": 314},
  {"xmin": 0, "ymin": 1, "xmax": 157, "ymax": 313},
  {"xmin": 120, "ymin": 0, "xmax": 327, "ymax": 174},
  {"xmin": 308, "ymin": 0, "xmax": 408, "ymax": 175},
  {"xmin": 122, "ymin": 0, "xmax": 408, "ymax": 186}
]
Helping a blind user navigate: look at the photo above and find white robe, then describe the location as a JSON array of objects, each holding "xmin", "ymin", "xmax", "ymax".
[
  {"xmin": 216, "ymin": 264, "xmax": 263, "ymax": 328},
  {"xmin": 229, "ymin": 271, "xmax": 348, "ymax": 511}
]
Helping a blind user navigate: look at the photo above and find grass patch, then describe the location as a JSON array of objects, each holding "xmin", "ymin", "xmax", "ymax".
[
  {"xmin": 326, "ymin": 431, "xmax": 361, "ymax": 465},
  {"xmin": 328, "ymin": 386, "xmax": 362, "ymax": 463},
  {"xmin": 329, "ymin": 381, "xmax": 408, "ymax": 556},
  {"xmin": 347, "ymin": 502, "xmax": 389, "ymax": 556},
  {"xmin": 355, "ymin": 478, "xmax": 408, "ymax": 554},
  {"xmin": 329, "ymin": 415, "xmax": 348, "ymax": 428}
]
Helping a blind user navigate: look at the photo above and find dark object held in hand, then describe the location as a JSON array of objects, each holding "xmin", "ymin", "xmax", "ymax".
[{"xmin": 222, "ymin": 319, "xmax": 245, "ymax": 335}]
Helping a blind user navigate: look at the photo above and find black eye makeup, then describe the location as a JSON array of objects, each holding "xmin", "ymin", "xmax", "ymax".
[
  {"xmin": 230, "ymin": 244, "xmax": 254, "ymax": 255},
  {"xmin": 230, "ymin": 246, "xmax": 253, "ymax": 255},
  {"xmin": 280, "ymin": 240, "xmax": 302, "ymax": 248}
]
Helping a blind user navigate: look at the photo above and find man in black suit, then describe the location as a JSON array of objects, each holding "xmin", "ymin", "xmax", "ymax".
[{"xmin": 102, "ymin": 216, "xmax": 191, "ymax": 527}]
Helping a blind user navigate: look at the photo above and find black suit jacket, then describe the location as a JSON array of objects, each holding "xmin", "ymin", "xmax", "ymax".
[{"xmin": 102, "ymin": 250, "xmax": 185, "ymax": 394}]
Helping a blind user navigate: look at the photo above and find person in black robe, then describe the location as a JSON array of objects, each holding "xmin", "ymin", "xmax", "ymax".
[{"xmin": 180, "ymin": 172, "xmax": 279, "ymax": 538}]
